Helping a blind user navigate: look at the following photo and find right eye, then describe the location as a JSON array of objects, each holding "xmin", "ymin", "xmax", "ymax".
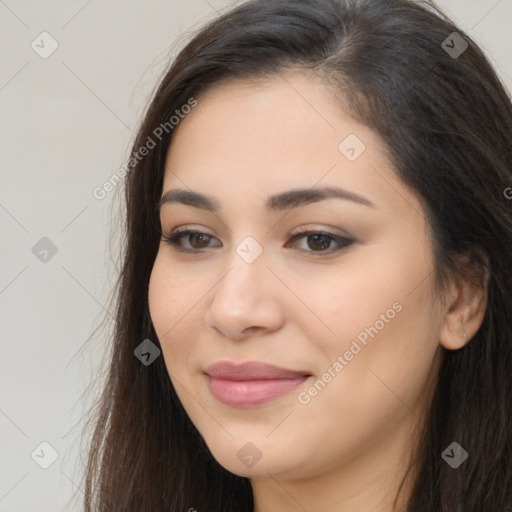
[{"xmin": 161, "ymin": 229, "xmax": 221, "ymax": 253}]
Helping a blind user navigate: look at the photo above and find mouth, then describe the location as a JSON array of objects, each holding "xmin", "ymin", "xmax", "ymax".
[{"xmin": 204, "ymin": 361, "xmax": 312, "ymax": 407}]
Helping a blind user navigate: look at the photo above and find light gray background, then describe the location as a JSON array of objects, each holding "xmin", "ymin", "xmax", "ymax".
[{"xmin": 1, "ymin": 1, "xmax": 511, "ymax": 511}]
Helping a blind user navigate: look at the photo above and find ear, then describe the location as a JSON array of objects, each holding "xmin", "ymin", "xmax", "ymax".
[{"xmin": 438, "ymin": 252, "xmax": 490, "ymax": 351}]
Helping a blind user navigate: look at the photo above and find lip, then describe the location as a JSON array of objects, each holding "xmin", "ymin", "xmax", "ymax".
[{"xmin": 204, "ymin": 361, "xmax": 312, "ymax": 407}]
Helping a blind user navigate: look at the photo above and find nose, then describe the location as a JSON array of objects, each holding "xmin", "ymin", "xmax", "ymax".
[{"xmin": 204, "ymin": 253, "xmax": 286, "ymax": 341}]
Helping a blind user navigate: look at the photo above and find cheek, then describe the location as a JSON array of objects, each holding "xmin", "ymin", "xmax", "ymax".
[
  {"xmin": 147, "ymin": 255, "xmax": 203, "ymax": 372},
  {"xmin": 307, "ymin": 244, "xmax": 440, "ymax": 426},
  {"xmin": 303, "ymin": 251, "xmax": 407, "ymax": 350}
]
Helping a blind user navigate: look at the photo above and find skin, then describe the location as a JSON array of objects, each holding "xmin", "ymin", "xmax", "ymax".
[{"xmin": 148, "ymin": 70, "xmax": 488, "ymax": 512}]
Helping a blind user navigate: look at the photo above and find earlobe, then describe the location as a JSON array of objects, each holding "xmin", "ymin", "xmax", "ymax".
[{"xmin": 438, "ymin": 258, "xmax": 489, "ymax": 351}]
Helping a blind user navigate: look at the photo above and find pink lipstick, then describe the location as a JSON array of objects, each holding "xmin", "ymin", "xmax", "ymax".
[{"xmin": 204, "ymin": 361, "xmax": 311, "ymax": 407}]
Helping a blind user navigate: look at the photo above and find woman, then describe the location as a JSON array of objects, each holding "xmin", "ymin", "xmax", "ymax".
[{"xmin": 82, "ymin": 0, "xmax": 512, "ymax": 510}]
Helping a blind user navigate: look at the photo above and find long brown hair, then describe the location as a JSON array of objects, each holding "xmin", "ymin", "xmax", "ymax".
[{"xmin": 80, "ymin": 0, "xmax": 512, "ymax": 510}]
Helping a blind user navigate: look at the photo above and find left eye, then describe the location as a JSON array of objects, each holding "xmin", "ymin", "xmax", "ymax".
[
  {"xmin": 161, "ymin": 229, "xmax": 354, "ymax": 255},
  {"xmin": 287, "ymin": 230, "xmax": 354, "ymax": 254}
]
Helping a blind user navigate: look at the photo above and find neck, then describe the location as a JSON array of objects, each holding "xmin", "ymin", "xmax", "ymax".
[{"xmin": 251, "ymin": 412, "xmax": 421, "ymax": 512}]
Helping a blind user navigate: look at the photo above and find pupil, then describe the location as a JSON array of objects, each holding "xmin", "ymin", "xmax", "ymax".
[
  {"xmin": 191, "ymin": 233, "xmax": 208, "ymax": 248},
  {"xmin": 309, "ymin": 234, "xmax": 329, "ymax": 251}
]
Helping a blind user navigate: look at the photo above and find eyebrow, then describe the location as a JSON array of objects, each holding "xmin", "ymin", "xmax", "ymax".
[{"xmin": 157, "ymin": 186, "xmax": 376, "ymax": 213}]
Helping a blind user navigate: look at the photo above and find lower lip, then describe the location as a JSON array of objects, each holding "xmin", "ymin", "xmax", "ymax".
[{"xmin": 207, "ymin": 375, "xmax": 310, "ymax": 407}]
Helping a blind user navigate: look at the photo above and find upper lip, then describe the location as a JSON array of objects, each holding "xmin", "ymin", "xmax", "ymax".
[{"xmin": 205, "ymin": 361, "xmax": 311, "ymax": 380}]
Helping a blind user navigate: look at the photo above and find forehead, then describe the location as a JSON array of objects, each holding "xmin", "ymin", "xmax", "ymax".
[{"xmin": 162, "ymin": 71, "xmax": 421, "ymax": 219}]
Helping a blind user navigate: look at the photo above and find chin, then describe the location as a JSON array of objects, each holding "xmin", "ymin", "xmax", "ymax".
[{"xmin": 203, "ymin": 436, "xmax": 306, "ymax": 480}]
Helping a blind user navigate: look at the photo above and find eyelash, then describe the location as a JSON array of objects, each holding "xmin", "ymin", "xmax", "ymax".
[{"xmin": 161, "ymin": 227, "xmax": 354, "ymax": 256}]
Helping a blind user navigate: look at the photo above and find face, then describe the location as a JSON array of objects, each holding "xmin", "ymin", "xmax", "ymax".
[{"xmin": 148, "ymin": 71, "xmax": 445, "ymax": 482}]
